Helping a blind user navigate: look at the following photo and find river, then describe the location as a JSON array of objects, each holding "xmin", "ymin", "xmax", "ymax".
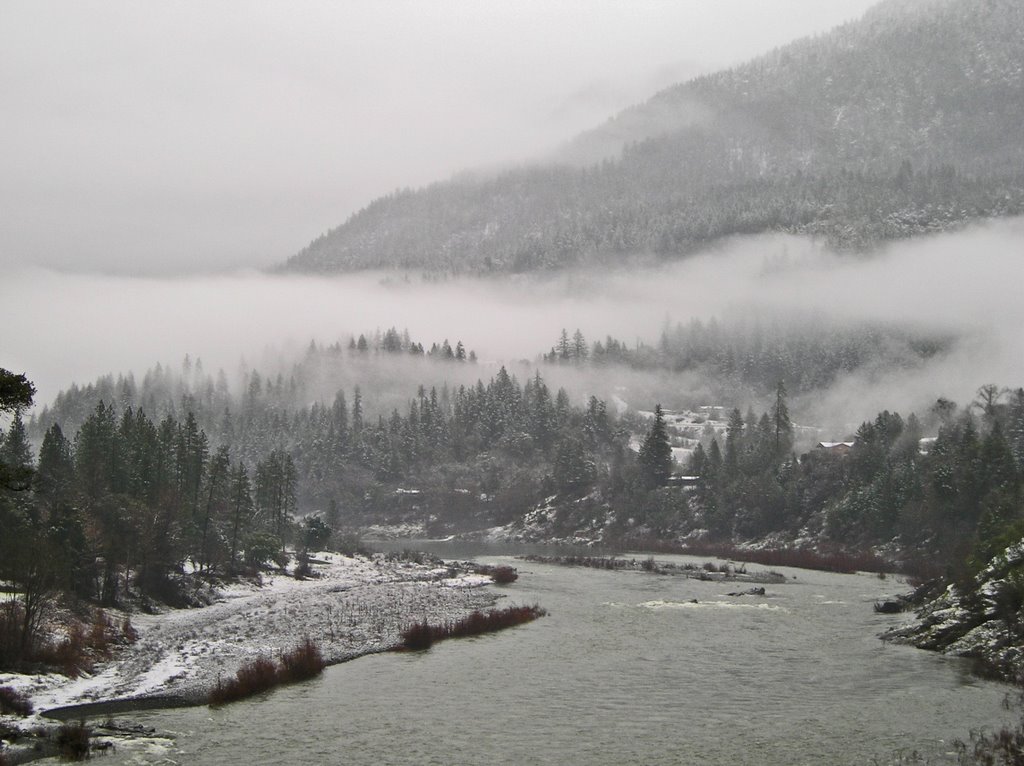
[{"xmin": 95, "ymin": 545, "xmax": 1015, "ymax": 765}]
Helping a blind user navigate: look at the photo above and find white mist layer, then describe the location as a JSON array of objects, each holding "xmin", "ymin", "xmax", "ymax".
[{"xmin": 2, "ymin": 216, "xmax": 1022, "ymax": 427}]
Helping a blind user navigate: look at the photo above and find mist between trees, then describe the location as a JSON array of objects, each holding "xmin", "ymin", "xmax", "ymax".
[
  {"xmin": 4, "ymin": 316, "xmax": 1024, "ymax": 662},
  {"xmin": 3, "ymin": 217, "xmax": 1024, "ymax": 677},
  {"xmin": 4, "ymin": 217, "xmax": 1024, "ymax": 429}
]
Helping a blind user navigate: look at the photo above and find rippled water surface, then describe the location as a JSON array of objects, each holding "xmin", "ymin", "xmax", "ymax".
[{"xmin": 106, "ymin": 549, "xmax": 1015, "ymax": 765}]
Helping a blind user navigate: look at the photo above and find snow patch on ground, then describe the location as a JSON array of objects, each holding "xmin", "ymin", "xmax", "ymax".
[{"xmin": 0, "ymin": 553, "xmax": 498, "ymax": 718}]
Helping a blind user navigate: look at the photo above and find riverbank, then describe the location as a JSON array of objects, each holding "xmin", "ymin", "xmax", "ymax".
[
  {"xmin": 0, "ymin": 552, "xmax": 498, "ymax": 762},
  {"xmin": 883, "ymin": 541, "xmax": 1024, "ymax": 682}
]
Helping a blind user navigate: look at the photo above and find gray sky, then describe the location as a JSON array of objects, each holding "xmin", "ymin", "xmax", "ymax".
[{"xmin": 1, "ymin": 1, "xmax": 879, "ymax": 275}]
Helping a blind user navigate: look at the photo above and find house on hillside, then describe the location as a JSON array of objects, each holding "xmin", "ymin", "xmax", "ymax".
[
  {"xmin": 666, "ymin": 475, "xmax": 700, "ymax": 488},
  {"xmin": 816, "ymin": 441, "xmax": 855, "ymax": 456}
]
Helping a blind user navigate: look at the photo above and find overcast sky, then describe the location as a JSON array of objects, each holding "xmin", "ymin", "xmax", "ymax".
[{"xmin": 1, "ymin": 1, "xmax": 880, "ymax": 275}]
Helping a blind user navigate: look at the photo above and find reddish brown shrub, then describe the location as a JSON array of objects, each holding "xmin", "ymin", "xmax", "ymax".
[
  {"xmin": 488, "ymin": 566, "xmax": 518, "ymax": 585},
  {"xmin": 472, "ymin": 564, "xmax": 519, "ymax": 584},
  {"xmin": 120, "ymin": 617, "xmax": 138, "ymax": 643},
  {"xmin": 32, "ymin": 622, "xmax": 90, "ymax": 678},
  {"xmin": 399, "ymin": 604, "xmax": 547, "ymax": 651},
  {"xmin": 0, "ymin": 686, "xmax": 33, "ymax": 716},
  {"xmin": 88, "ymin": 611, "xmax": 112, "ymax": 656},
  {"xmin": 209, "ymin": 656, "xmax": 278, "ymax": 705},
  {"xmin": 56, "ymin": 720, "xmax": 91, "ymax": 761},
  {"xmin": 208, "ymin": 638, "xmax": 326, "ymax": 706},
  {"xmin": 278, "ymin": 638, "xmax": 325, "ymax": 682},
  {"xmin": 400, "ymin": 621, "xmax": 435, "ymax": 651}
]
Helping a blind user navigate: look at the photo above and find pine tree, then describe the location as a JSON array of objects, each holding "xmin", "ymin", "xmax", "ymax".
[
  {"xmin": 1, "ymin": 411, "xmax": 34, "ymax": 490},
  {"xmin": 557, "ymin": 329, "xmax": 571, "ymax": 361},
  {"xmin": 227, "ymin": 462, "xmax": 254, "ymax": 573},
  {"xmin": 553, "ymin": 437, "xmax": 595, "ymax": 495},
  {"xmin": 1008, "ymin": 388, "xmax": 1024, "ymax": 466},
  {"xmin": 724, "ymin": 408, "xmax": 744, "ymax": 477},
  {"xmin": 75, "ymin": 402, "xmax": 119, "ymax": 498},
  {"xmin": 572, "ymin": 329, "xmax": 588, "ymax": 362},
  {"xmin": 36, "ymin": 423, "xmax": 75, "ymax": 499},
  {"xmin": 351, "ymin": 387, "xmax": 364, "ymax": 437},
  {"xmin": 688, "ymin": 443, "xmax": 707, "ymax": 476},
  {"xmin": 638, "ymin": 404, "xmax": 673, "ymax": 486},
  {"xmin": 197, "ymin": 446, "xmax": 231, "ymax": 572},
  {"xmin": 772, "ymin": 380, "xmax": 793, "ymax": 456}
]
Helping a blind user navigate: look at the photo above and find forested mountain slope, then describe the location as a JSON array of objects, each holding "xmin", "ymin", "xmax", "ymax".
[{"xmin": 284, "ymin": 0, "xmax": 1024, "ymax": 274}]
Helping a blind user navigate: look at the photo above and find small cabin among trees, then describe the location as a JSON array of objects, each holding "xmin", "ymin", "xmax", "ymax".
[{"xmin": 816, "ymin": 441, "xmax": 855, "ymax": 456}]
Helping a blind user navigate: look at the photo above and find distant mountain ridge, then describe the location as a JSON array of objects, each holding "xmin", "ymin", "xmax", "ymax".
[{"xmin": 284, "ymin": 0, "xmax": 1024, "ymax": 274}]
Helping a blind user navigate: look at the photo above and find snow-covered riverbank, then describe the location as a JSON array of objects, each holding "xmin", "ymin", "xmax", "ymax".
[
  {"xmin": 0, "ymin": 552, "xmax": 498, "ymax": 758},
  {"xmin": 884, "ymin": 541, "xmax": 1024, "ymax": 682}
]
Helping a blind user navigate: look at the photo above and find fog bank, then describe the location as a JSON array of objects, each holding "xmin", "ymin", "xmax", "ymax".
[{"xmin": 3, "ymin": 217, "xmax": 1022, "ymax": 427}]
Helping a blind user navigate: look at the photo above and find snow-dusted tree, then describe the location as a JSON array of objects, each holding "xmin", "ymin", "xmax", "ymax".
[
  {"xmin": 772, "ymin": 380, "xmax": 793, "ymax": 456},
  {"xmin": 552, "ymin": 437, "xmax": 595, "ymax": 495},
  {"xmin": 638, "ymin": 405, "xmax": 673, "ymax": 486}
]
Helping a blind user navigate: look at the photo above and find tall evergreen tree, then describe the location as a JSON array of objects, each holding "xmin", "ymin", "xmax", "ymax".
[
  {"xmin": 638, "ymin": 404, "xmax": 673, "ymax": 486},
  {"xmin": 772, "ymin": 380, "xmax": 793, "ymax": 456},
  {"xmin": 226, "ymin": 462, "xmax": 254, "ymax": 574},
  {"xmin": 724, "ymin": 408, "xmax": 744, "ymax": 477},
  {"xmin": 0, "ymin": 368, "xmax": 35, "ymax": 494},
  {"xmin": 36, "ymin": 423, "xmax": 74, "ymax": 500},
  {"xmin": 1, "ymin": 411, "xmax": 34, "ymax": 491}
]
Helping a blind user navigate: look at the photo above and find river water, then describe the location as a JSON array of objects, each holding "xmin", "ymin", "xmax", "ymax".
[{"xmin": 101, "ymin": 546, "xmax": 1015, "ymax": 765}]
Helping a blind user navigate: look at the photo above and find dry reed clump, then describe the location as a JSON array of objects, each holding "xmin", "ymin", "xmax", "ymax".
[
  {"xmin": 208, "ymin": 638, "xmax": 326, "ymax": 706},
  {"xmin": 27, "ymin": 610, "xmax": 138, "ymax": 678},
  {"xmin": 488, "ymin": 566, "xmax": 519, "ymax": 585},
  {"xmin": 55, "ymin": 720, "xmax": 91, "ymax": 761},
  {"xmin": 399, "ymin": 604, "xmax": 547, "ymax": 651},
  {"xmin": 0, "ymin": 686, "xmax": 33, "ymax": 717},
  {"xmin": 277, "ymin": 637, "xmax": 326, "ymax": 682},
  {"xmin": 472, "ymin": 564, "xmax": 519, "ymax": 584}
]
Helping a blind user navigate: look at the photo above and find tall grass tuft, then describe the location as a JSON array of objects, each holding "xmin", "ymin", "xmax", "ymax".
[
  {"xmin": 25, "ymin": 609, "xmax": 138, "ymax": 678},
  {"xmin": 277, "ymin": 638, "xmax": 326, "ymax": 682},
  {"xmin": 0, "ymin": 686, "xmax": 33, "ymax": 717},
  {"xmin": 400, "ymin": 621, "xmax": 436, "ymax": 651},
  {"xmin": 399, "ymin": 604, "xmax": 547, "ymax": 651},
  {"xmin": 56, "ymin": 720, "xmax": 91, "ymax": 761},
  {"xmin": 208, "ymin": 638, "xmax": 326, "ymax": 706}
]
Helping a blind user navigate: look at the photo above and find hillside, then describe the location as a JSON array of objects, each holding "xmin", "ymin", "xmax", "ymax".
[{"xmin": 284, "ymin": 0, "xmax": 1024, "ymax": 274}]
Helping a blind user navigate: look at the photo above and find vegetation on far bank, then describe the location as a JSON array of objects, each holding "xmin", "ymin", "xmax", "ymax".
[
  {"xmin": 521, "ymin": 554, "xmax": 786, "ymax": 584},
  {"xmin": 619, "ymin": 541, "xmax": 894, "ymax": 576}
]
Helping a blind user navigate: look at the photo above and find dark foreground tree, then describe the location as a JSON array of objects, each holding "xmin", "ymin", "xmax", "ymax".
[
  {"xmin": 638, "ymin": 405, "xmax": 673, "ymax": 486},
  {"xmin": 1, "ymin": 368, "xmax": 35, "ymax": 491},
  {"xmin": 0, "ymin": 369, "xmax": 34, "ymax": 414}
]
